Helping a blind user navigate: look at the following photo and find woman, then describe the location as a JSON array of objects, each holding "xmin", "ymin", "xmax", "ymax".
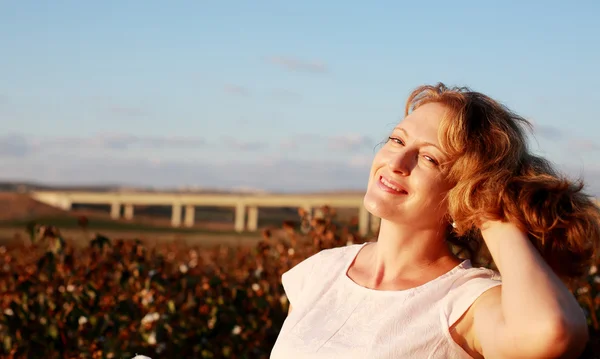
[{"xmin": 270, "ymin": 83, "xmax": 600, "ymax": 358}]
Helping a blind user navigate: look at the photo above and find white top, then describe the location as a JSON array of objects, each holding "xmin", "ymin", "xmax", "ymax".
[{"xmin": 270, "ymin": 243, "xmax": 502, "ymax": 359}]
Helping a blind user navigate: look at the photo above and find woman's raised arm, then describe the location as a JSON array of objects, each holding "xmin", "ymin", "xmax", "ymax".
[{"xmin": 471, "ymin": 220, "xmax": 588, "ymax": 358}]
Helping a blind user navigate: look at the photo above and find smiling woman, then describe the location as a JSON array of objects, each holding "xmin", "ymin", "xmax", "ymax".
[{"xmin": 270, "ymin": 83, "xmax": 600, "ymax": 359}]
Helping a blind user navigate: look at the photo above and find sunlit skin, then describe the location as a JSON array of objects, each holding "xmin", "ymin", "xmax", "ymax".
[
  {"xmin": 288, "ymin": 101, "xmax": 588, "ymax": 358},
  {"xmin": 356, "ymin": 102, "xmax": 461, "ymax": 289},
  {"xmin": 364, "ymin": 102, "xmax": 452, "ymax": 231},
  {"xmin": 344, "ymin": 102, "xmax": 589, "ymax": 358}
]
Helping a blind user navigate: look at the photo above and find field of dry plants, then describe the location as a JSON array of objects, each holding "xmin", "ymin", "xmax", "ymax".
[{"xmin": 0, "ymin": 206, "xmax": 598, "ymax": 358}]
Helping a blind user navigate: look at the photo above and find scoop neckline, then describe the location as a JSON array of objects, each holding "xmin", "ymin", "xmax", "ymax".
[{"xmin": 342, "ymin": 242, "xmax": 470, "ymax": 296}]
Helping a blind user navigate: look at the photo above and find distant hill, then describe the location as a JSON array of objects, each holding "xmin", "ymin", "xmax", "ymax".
[
  {"xmin": 0, "ymin": 192, "xmax": 68, "ymax": 221},
  {"xmin": 0, "ymin": 181, "xmax": 125, "ymax": 193},
  {"xmin": 0, "ymin": 180, "xmax": 366, "ymax": 196},
  {"xmin": 0, "ymin": 181, "xmax": 250, "ymax": 195}
]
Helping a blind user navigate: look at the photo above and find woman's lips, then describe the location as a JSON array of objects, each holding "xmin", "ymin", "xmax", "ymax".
[{"xmin": 377, "ymin": 175, "xmax": 408, "ymax": 195}]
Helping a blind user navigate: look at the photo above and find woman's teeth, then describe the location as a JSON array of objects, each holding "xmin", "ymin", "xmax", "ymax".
[{"xmin": 381, "ymin": 177, "xmax": 405, "ymax": 193}]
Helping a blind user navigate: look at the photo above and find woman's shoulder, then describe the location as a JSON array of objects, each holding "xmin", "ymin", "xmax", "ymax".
[
  {"xmin": 447, "ymin": 261, "xmax": 502, "ymax": 297},
  {"xmin": 291, "ymin": 243, "xmax": 363, "ymax": 274},
  {"xmin": 315, "ymin": 243, "xmax": 364, "ymax": 261},
  {"xmin": 442, "ymin": 261, "xmax": 502, "ymax": 326},
  {"xmin": 454, "ymin": 262, "xmax": 502, "ymax": 283},
  {"xmin": 281, "ymin": 244, "xmax": 363, "ymax": 308}
]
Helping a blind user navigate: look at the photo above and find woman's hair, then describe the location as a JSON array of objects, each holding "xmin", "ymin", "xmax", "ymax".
[{"xmin": 405, "ymin": 83, "xmax": 600, "ymax": 280}]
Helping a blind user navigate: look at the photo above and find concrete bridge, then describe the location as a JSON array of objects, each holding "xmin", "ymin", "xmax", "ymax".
[{"xmin": 29, "ymin": 191, "xmax": 381, "ymax": 236}]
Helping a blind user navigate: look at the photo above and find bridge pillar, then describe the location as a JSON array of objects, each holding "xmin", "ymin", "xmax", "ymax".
[
  {"xmin": 234, "ymin": 203, "xmax": 246, "ymax": 233},
  {"xmin": 171, "ymin": 203, "xmax": 182, "ymax": 227},
  {"xmin": 358, "ymin": 205, "xmax": 370, "ymax": 237},
  {"xmin": 124, "ymin": 204, "xmax": 134, "ymax": 220},
  {"xmin": 59, "ymin": 198, "xmax": 72, "ymax": 211},
  {"xmin": 247, "ymin": 206, "xmax": 258, "ymax": 231},
  {"xmin": 370, "ymin": 214, "xmax": 381, "ymax": 234},
  {"xmin": 184, "ymin": 205, "xmax": 195, "ymax": 227},
  {"xmin": 110, "ymin": 202, "xmax": 121, "ymax": 219}
]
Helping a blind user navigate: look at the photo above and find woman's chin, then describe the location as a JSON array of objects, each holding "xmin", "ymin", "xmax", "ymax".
[{"xmin": 363, "ymin": 193, "xmax": 401, "ymax": 220}]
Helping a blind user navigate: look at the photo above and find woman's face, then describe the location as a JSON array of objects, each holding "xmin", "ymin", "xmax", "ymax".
[{"xmin": 363, "ymin": 102, "xmax": 453, "ymax": 229}]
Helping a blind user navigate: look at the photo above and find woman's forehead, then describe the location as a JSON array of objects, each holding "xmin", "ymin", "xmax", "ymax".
[
  {"xmin": 398, "ymin": 103, "xmax": 448, "ymax": 143},
  {"xmin": 407, "ymin": 102, "xmax": 448, "ymax": 125}
]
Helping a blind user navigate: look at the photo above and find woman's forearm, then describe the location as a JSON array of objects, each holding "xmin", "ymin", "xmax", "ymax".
[{"xmin": 481, "ymin": 221, "xmax": 588, "ymax": 351}]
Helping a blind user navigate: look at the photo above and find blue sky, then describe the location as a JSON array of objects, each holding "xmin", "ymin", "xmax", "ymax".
[{"xmin": 1, "ymin": 1, "xmax": 599, "ymax": 194}]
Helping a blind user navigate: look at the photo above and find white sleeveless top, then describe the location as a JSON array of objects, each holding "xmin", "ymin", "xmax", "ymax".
[{"xmin": 270, "ymin": 243, "xmax": 502, "ymax": 359}]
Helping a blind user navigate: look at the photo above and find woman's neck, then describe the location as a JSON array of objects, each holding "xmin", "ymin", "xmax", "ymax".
[{"xmin": 370, "ymin": 219, "xmax": 459, "ymax": 283}]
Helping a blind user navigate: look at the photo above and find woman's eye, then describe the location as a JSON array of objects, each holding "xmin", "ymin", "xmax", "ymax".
[
  {"xmin": 388, "ymin": 137, "xmax": 404, "ymax": 145},
  {"xmin": 387, "ymin": 137, "xmax": 440, "ymax": 166},
  {"xmin": 423, "ymin": 155, "xmax": 439, "ymax": 166}
]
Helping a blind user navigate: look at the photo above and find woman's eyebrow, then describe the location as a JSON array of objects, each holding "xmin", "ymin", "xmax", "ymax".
[{"xmin": 394, "ymin": 127, "xmax": 442, "ymax": 152}]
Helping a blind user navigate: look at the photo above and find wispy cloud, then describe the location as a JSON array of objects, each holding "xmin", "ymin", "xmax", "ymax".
[
  {"xmin": 50, "ymin": 133, "xmax": 207, "ymax": 150},
  {"xmin": 267, "ymin": 56, "xmax": 329, "ymax": 74},
  {"xmin": 0, "ymin": 156, "xmax": 369, "ymax": 192},
  {"xmin": 222, "ymin": 136, "xmax": 268, "ymax": 151},
  {"xmin": 532, "ymin": 123, "xmax": 600, "ymax": 152},
  {"xmin": 328, "ymin": 134, "xmax": 374, "ymax": 152},
  {"xmin": 0, "ymin": 134, "xmax": 33, "ymax": 157},
  {"xmin": 0, "ymin": 133, "xmax": 206, "ymax": 157},
  {"xmin": 279, "ymin": 134, "xmax": 321, "ymax": 150},
  {"xmin": 347, "ymin": 154, "xmax": 374, "ymax": 168},
  {"xmin": 568, "ymin": 138, "xmax": 600, "ymax": 152},
  {"xmin": 224, "ymin": 84, "xmax": 251, "ymax": 97},
  {"xmin": 106, "ymin": 105, "xmax": 149, "ymax": 117},
  {"xmin": 533, "ymin": 124, "xmax": 562, "ymax": 140},
  {"xmin": 271, "ymin": 89, "xmax": 302, "ymax": 101},
  {"xmin": 279, "ymin": 134, "xmax": 374, "ymax": 152}
]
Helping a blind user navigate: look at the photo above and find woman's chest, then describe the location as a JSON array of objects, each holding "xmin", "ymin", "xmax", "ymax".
[{"xmin": 272, "ymin": 287, "xmax": 445, "ymax": 358}]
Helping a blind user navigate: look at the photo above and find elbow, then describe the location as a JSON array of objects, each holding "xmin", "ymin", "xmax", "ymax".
[{"xmin": 535, "ymin": 315, "xmax": 589, "ymax": 358}]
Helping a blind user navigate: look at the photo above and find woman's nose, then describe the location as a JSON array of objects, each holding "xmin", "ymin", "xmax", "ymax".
[{"xmin": 387, "ymin": 150, "xmax": 413, "ymax": 175}]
